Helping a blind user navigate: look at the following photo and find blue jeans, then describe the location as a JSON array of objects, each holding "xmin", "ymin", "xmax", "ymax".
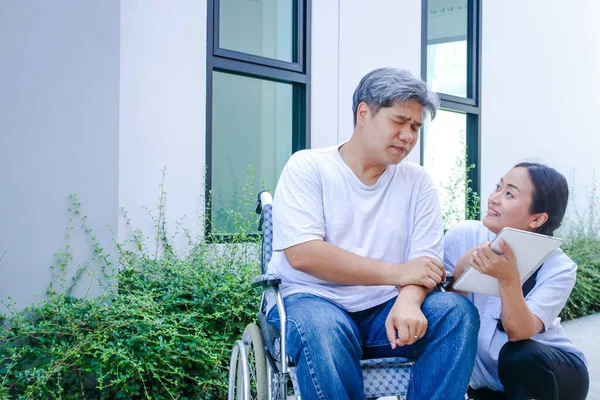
[{"xmin": 267, "ymin": 291, "xmax": 479, "ymax": 400}]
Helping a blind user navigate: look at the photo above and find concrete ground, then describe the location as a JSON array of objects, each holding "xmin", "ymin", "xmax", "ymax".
[{"xmin": 563, "ymin": 312, "xmax": 600, "ymax": 399}]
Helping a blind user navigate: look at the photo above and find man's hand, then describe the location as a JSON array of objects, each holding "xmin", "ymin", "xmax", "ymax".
[
  {"xmin": 385, "ymin": 295, "xmax": 428, "ymax": 348},
  {"xmin": 397, "ymin": 256, "xmax": 445, "ymax": 288}
]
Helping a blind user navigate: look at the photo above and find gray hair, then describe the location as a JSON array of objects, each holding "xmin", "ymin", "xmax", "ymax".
[{"xmin": 352, "ymin": 67, "xmax": 440, "ymax": 125}]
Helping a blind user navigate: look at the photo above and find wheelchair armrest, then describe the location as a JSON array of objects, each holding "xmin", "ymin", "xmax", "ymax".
[{"xmin": 252, "ymin": 273, "xmax": 282, "ymax": 288}]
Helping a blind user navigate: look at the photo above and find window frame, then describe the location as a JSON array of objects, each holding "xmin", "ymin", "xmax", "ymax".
[
  {"xmin": 213, "ymin": 0, "xmax": 305, "ymax": 72},
  {"xmin": 421, "ymin": 0, "xmax": 482, "ymax": 201},
  {"xmin": 206, "ymin": 0, "xmax": 311, "ymax": 239}
]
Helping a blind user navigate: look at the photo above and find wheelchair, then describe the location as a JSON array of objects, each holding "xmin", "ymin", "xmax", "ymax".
[{"xmin": 228, "ymin": 191, "xmax": 414, "ymax": 400}]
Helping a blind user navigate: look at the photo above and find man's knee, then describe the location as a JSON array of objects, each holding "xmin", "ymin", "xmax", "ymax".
[
  {"xmin": 425, "ymin": 292, "xmax": 480, "ymax": 332},
  {"xmin": 268, "ymin": 294, "xmax": 362, "ymax": 361}
]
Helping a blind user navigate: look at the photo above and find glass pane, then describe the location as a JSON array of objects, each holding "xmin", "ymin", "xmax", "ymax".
[
  {"xmin": 423, "ymin": 110, "xmax": 468, "ymax": 229},
  {"xmin": 219, "ymin": 0, "xmax": 295, "ymax": 63},
  {"xmin": 211, "ymin": 71, "xmax": 293, "ymax": 233},
  {"xmin": 426, "ymin": 0, "xmax": 469, "ymax": 97}
]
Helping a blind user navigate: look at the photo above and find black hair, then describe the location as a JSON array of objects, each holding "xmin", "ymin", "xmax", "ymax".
[{"xmin": 514, "ymin": 162, "xmax": 569, "ymax": 236}]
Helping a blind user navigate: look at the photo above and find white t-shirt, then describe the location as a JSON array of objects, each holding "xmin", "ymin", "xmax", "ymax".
[{"xmin": 266, "ymin": 145, "xmax": 443, "ymax": 312}]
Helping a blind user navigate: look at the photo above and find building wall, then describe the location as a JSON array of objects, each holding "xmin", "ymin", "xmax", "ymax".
[
  {"xmin": 119, "ymin": 0, "xmax": 207, "ymax": 253},
  {"xmin": 0, "ymin": 1, "xmax": 120, "ymax": 308},
  {"xmin": 310, "ymin": 0, "xmax": 340, "ymax": 149},
  {"xmin": 481, "ymin": 1, "xmax": 600, "ymax": 217},
  {"xmin": 2, "ymin": 1, "xmax": 599, "ymax": 308}
]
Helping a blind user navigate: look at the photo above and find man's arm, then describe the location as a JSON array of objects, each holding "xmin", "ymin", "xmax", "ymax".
[
  {"xmin": 276, "ymin": 154, "xmax": 444, "ymax": 288},
  {"xmin": 383, "ymin": 171, "xmax": 445, "ymax": 347},
  {"xmin": 284, "ymin": 240, "xmax": 445, "ymax": 289}
]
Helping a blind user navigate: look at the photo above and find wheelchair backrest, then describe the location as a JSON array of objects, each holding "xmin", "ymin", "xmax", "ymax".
[{"xmin": 257, "ymin": 191, "xmax": 274, "ymax": 274}]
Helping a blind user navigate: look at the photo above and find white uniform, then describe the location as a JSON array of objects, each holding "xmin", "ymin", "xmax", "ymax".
[{"xmin": 444, "ymin": 220, "xmax": 587, "ymax": 391}]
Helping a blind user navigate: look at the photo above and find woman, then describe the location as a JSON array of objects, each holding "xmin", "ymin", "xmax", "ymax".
[{"xmin": 444, "ymin": 162, "xmax": 589, "ymax": 400}]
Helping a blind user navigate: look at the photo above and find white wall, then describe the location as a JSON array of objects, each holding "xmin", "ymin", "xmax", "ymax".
[
  {"xmin": 311, "ymin": 1, "xmax": 424, "ymax": 164},
  {"xmin": 311, "ymin": 0, "xmax": 340, "ymax": 148},
  {"xmin": 481, "ymin": 1, "xmax": 600, "ymax": 217},
  {"xmin": 0, "ymin": 1, "xmax": 120, "ymax": 308},
  {"xmin": 119, "ymin": 0, "xmax": 207, "ymax": 253},
  {"xmin": 7, "ymin": 0, "xmax": 599, "ymax": 310}
]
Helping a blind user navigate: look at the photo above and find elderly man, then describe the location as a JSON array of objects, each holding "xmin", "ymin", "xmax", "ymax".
[{"xmin": 266, "ymin": 67, "xmax": 479, "ymax": 400}]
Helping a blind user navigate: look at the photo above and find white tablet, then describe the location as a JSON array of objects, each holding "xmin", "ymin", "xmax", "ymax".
[{"xmin": 452, "ymin": 228, "xmax": 563, "ymax": 296}]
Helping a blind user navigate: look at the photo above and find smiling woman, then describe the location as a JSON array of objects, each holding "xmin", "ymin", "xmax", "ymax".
[
  {"xmin": 444, "ymin": 162, "xmax": 590, "ymax": 400},
  {"xmin": 483, "ymin": 166, "xmax": 552, "ymax": 235}
]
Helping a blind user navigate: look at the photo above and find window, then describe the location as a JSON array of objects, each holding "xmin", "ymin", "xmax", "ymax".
[
  {"xmin": 422, "ymin": 0, "xmax": 481, "ymax": 227},
  {"xmin": 207, "ymin": 0, "xmax": 311, "ymax": 235}
]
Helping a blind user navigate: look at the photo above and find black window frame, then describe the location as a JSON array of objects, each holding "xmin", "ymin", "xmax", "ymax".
[
  {"xmin": 421, "ymin": 0, "xmax": 482, "ymax": 205},
  {"xmin": 206, "ymin": 0, "xmax": 311, "ymax": 241}
]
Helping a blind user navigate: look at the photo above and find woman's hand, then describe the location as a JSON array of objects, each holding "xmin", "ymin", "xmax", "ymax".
[
  {"xmin": 471, "ymin": 240, "xmax": 520, "ymax": 286},
  {"xmin": 471, "ymin": 240, "xmax": 545, "ymax": 341},
  {"xmin": 454, "ymin": 245, "xmax": 481, "ymax": 279}
]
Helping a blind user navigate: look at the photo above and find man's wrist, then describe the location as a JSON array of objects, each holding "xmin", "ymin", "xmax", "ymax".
[
  {"xmin": 397, "ymin": 285, "xmax": 427, "ymax": 306},
  {"xmin": 381, "ymin": 260, "xmax": 403, "ymax": 286}
]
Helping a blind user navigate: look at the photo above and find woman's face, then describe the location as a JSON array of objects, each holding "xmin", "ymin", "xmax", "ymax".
[{"xmin": 482, "ymin": 167, "xmax": 547, "ymax": 234}]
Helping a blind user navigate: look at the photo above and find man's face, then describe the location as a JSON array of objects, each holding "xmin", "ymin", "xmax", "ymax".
[{"xmin": 357, "ymin": 100, "xmax": 424, "ymax": 166}]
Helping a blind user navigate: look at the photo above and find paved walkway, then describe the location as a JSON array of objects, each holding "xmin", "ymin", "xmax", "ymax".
[{"xmin": 563, "ymin": 312, "xmax": 600, "ymax": 399}]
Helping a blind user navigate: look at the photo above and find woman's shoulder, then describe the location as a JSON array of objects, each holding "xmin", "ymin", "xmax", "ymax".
[
  {"xmin": 446, "ymin": 220, "xmax": 489, "ymax": 239},
  {"xmin": 444, "ymin": 220, "xmax": 491, "ymax": 252},
  {"xmin": 542, "ymin": 248, "xmax": 578, "ymax": 275}
]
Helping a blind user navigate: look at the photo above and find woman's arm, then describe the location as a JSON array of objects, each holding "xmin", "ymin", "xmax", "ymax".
[
  {"xmin": 443, "ymin": 225, "xmax": 482, "ymax": 297},
  {"xmin": 446, "ymin": 248, "xmax": 473, "ymax": 297},
  {"xmin": 497, "ymin": 277, "xmax": 544, "ymax": 341},
  {"xmin": 471, "ymin": 240, "xmax": 543, "ymax": 341}
]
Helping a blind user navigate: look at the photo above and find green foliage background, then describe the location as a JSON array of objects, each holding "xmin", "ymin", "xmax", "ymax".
[
  {"xmin": 558, "ymin": 178, "xmax": 600, "ymax": 320},
  {"xmin": 0, "ymin": 172, "xmax": 262, "ymax": 399}
]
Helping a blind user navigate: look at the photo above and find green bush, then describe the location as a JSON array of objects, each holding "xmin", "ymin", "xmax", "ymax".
[
  {"xmin": 560, "ymin": 237, "xmax": 600, "ymax": 320},
  {"xmin": 0, "ymin": 172, "xmax": 262, "ymax": 399},
  {"xmin": 559, "ymin": 178, "xmax": 600, "ymax": 320}
]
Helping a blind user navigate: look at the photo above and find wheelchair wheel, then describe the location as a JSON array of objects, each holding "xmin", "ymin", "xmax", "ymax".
[
  {"xmin": 243, "ymin": 323, "xmax": 268, "ymax": 400},
  {"xmin": 228, "ymin": 323, "xmax": 268, "ymax": 400},
  {"xmin": 228, "ymin": 340, "xmax": 245, "ymax": 400}
]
